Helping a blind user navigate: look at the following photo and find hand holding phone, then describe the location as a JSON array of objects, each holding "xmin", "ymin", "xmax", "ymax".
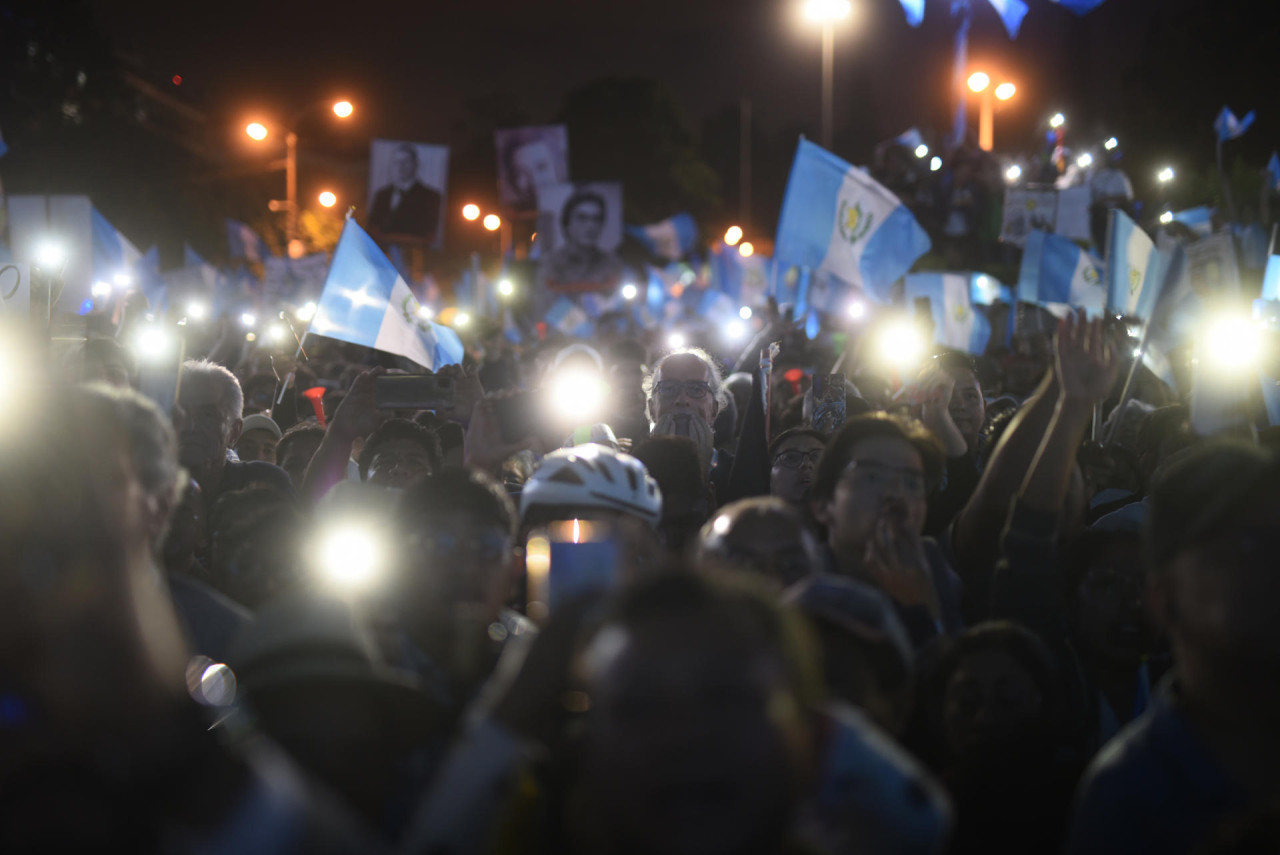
[{"xmin": 374, "ymin": 373, "xmax": 456, "ymax": 410}]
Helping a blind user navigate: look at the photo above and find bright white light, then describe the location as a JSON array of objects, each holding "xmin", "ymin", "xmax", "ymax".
[
  {"xmin": 1005, "ymin": 164, "xmax": 1022, "ymax": 183},
  {"xmin": 135, "ymin": 327, "xmax": 171, "ymax": 360},
  {"xmin": 296, "ymin": 301, "xmax": 317, "ymax": 322},
  {"xmin": 1104, "ymin": 137, "xmax": 1119, "ymax": 151},
  {"xmin": 876, "ymin": 320, "xmax": 925, "ymax": 370},
  {"xmin": 1077, "ymin": 153, "xmax": 1093, "ymax": 169},
  {"xmin": 930, "ymin": 156, "xmax": 942, "ymax": 172},
  {"xmin": 318, "ymin": 191, "xmax": 337, "ymax": 208},
  {"xmin": 417, "ymin": 305, "xmax": 434, "ymax": 321},
  {"xmin": 1159, "ymin": 211, "xmax": 1174, "ymax": 225},
  {"xmin": 804, "ymin": 0, "xmax": 851, "ymax": 22},
  {"xmin": 739, "ymin": 305, "xmax": 753, "ymax": 320},
  {"xmin": 724, "ymin": 226, "xmax": 743, "ymax": 246},
  {"xmin": 267, "ymin": 323, "xmax": 287, "ymax": 343},
  {"xmin": 668, "ymin": 332, "xmax": 685, "ymax": 350},
  {"xmin": 453, "ymin": 311, "xmax": 471, "ymax": 328},
  {"xmin": 315, "ymin": 525, "xmax": 383, "ymax": 591},
  {"xmin": 914, "ymin": 144, "xmax": 929, "ymax": 159},
  {"xmin": 847, "ymin": 300, "xmax": 867, "ymax": 320},
  {"xmin": 482, "ymin": 214, "xmax": 501, "ymax": 231},
  {"xmin": 91, "ymin": 281, "xmax": 112, "ymax": 298},
  {"xmin": 1049, "ymin": 113, "xmax": 1066, "ymax": 129},
  {"xmin": 187, "ymin": 301, "xmax": 208, "ymax": 320},
  {"xmin": 245, "ymin": 332, "xmax": 257, "ymax": 342},
  {"xmin": 994, "ymin": 82, "xmax": 1016, "ymax": 101},
  {"xmin": 332, "ymin": 100, "xmax": 353, "ymax": 118},
  {"xmin": 1204, "ymin": 315, "xmax": 1263, "ymax": 371},
  {"xmin": 497, "ymin": 279, "xmax": 515, "ymax": 297},
  {"xmin": 726, "ymin": 320, "xmax": 746, "ymax": 341},
  {"xmin": 34, "ymin": 240, "xmax": 65, "ymax": 268},
  {"xmin": 549, "ymin": 369, "xmax": 607, "ymax": 423},
  {"xmin": 239, "ymin": 312, "xmax": 256, "ymax": 328},
  {"xmin": 621, "ymin": 282, "xmax": 638, "ymax": 301},
  {"xmin": 738, "ymin": 241, "xmax": 755, "ymax": 258},
  {"xmin": 967, "ymin": 71, "xmax": 991, "ymax": 93},
  {"xmin": 462, "ymin": 203, "xmax": 481, "ymax": 221},
  {"xmin": 113, "ymin": 273, "xmax": 132, "ymax": 288},
  {"xmin": 1157, "ymin": 166, "xmax": 1175, "ymax": 183}
]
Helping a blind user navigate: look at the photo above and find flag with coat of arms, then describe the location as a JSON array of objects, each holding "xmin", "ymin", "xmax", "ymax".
[
  {"xmin": 1104, "ymin": 210, "xmax": 1166, "ymax": 321},
  {"xmin": 309, "ymin": 218, "xmax": 463, "ymax": 370},
  {"xmin": 905, "ymin": 273, "xmax": 991, "ymax": 355},
  {"xmin": 1017, "ymin": 230, "xmax": 1105, "ymax": 316},
  {"xmin": 774, "ymin": 139, "xmax": 932, "ymax": 303}
]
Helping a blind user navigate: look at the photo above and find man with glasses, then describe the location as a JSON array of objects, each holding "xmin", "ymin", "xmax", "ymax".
[
  {"xmin": 385, "ymin": 467, "xmax": 530, "ymax": 719},
  {"xmin": 643, "ymin": 348, "xmax": 733, "ymax": 500},
  {"xmin": 358, "ymin": 418, "xmax": 441, "ymax": 490},
  {"xmin": 809, "ymin": 413, "xmax": 964, "ymax": 646},
  {"xmin": 769, "ymin": 427, "xmax": 827, "ymax": 505}
]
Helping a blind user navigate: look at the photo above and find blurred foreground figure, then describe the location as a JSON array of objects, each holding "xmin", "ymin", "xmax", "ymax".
[
  {"xmin": 0, "ymin": 377, "xmax": 374, "ymax": 852},
  {"xmin": 1069, "ymin": 445, "xmax": 1280, "ymax": 855}
]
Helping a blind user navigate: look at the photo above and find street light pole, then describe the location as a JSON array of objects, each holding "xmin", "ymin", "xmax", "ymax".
[
  {"xmin": 978, "ymin": 89, "xmax": 993, "ymax": 152},
  {"xmin": 821, "ymin": 23, "xmax": 834, "ymax": 150},
  {"xmin": 285, "ymin": 130, "xmax": 298, "ymax": 251}
]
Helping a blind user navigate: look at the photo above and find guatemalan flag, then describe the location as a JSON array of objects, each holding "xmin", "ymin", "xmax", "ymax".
[
  {"xmin": 1104, "ymin": 210, "xmax": 1166, "ymax": 322},
  {"xmin": 1017, "ymin": 230, "xmax": 1104, "ymax": 316},
  {"xmin": 227, "ymin": 219, "xmax": 269, "ymax": 264},
  {"xmin": 310, "ymin": 218, "xmax": 463, "ymax": 370},
  {"xmin": 905, "ymin": 273, "xmax": 991, "ymax": 355},
  {"xmin": 626, "ymin": 213, "xmax": 700, "ymax": 263},
  {"xmin": 774, "ymin": 139, "xmax": 931, "ymax": 304},
  {"xmin": 1214, "ymin": 107, "xmax": 1256, "ymax": 143}
]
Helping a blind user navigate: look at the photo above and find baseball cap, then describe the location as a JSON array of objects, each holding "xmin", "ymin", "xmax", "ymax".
[{"xmin": 241, "ymin": 413, "xmax": 282, "ymax": 439}]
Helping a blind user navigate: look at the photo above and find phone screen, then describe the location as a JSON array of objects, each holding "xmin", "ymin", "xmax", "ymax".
[
  {"xmin": 525, "ymin": 519, "xmax": 619, "ymax": 620},
  {"xmin": 136, "ymin": 338, "xmax": 187, "ymax": 416},
  {"xmin": 812, "ymin": 373, "xmax": 846, "ymax": 435}
]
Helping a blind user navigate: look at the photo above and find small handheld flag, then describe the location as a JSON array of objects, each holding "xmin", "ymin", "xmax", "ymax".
[{"xmin": 1214, "ymin": 107, "xmax": 1256, "ymax": 143}]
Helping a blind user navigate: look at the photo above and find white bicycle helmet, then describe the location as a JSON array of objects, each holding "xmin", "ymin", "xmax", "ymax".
[{"xmin": 520, "ymin": 444, "xmax": 662, "ymax": 526}]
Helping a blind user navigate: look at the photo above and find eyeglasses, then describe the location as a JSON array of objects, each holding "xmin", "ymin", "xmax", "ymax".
[
  {"xmin": 773, "ymin": 449, "xmax": 823, "ymax": 470},
  {"xmin": 841, "ymin": 460, "xmax": 928, "ymax": 497},
  {"xmin": 654, "ymin": 380, "xmax": 713, "ymax": 400}
]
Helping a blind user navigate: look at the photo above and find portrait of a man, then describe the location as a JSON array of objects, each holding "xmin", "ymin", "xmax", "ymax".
[{"xmin": 367, "ymin": 141, "xmax": 449, "ymax": 245}]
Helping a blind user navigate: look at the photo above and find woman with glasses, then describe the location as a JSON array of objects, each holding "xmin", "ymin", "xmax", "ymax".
[{"xmin": 810, "ymin": 413, "xmax": 964, "ymax": 647}]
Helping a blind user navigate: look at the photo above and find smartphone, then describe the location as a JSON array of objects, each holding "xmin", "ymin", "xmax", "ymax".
[
  {"xmin": 525, "ymin": 520, "xmax": 620, "ymax": 620},
  {"xmin": 136, "ymin": 337, "xmax": 187, "ymax": 416},
  {"xmin": 812, "ymin": 373, "xmax": 846, "ymax": 435},
  {"xmin": 374, "ymin": 374, "xmax": 455, "ymax": 410},
  {"xmin": 493, "ymin": 390, "xmax": 541, "ymax": 444}
]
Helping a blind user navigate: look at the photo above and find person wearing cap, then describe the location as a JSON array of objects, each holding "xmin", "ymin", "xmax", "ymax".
[
  {"xmin": 235, "ymin": 413, "xmax": 283, "ymax": 464},
  {"xmin": 1067, "ymin": 442, "xmax": 1280, "ymax": 855}
]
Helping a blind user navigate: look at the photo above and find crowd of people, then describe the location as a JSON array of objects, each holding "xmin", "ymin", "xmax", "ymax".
[{"xmin": 3, "ymin": 274, "xmax": 1279, "ymax": 855}]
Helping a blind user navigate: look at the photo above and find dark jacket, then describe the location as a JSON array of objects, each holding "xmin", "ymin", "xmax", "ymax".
[{"xmin": 369, "ymin": 181, "xmax": 441, "ymax": 239}]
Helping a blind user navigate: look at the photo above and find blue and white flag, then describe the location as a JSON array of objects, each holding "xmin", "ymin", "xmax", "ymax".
[
  {"xmin": 1171, "ymin": 206, "xmax": 1214, "ymax": 238},
  {"xmin": 987, "ymin": 0, "xmax": 1029, "ymax": 38},
  {"xmin": 897, "ymin": 0, "xmax": 925, "ymax": 27},
  {"xmin": 545, "ymin": 296, "xmax": 594, "ymax": 338},
  {"xmin": 1263, "ymin": 256, "xmax": 1280, "ymax": 302},
  {"xmin": 774, "ymin": 139, "xmax": 931, "ymax": 303},
  {"xmin": 90, "ymin": 207, "xmax": 142, "ymax": 285},
  {"xmin": 626, "ymin": 213, "xmax": 699, "ymax": 263},
  {"xmin": 1105, "ymin": 210, "xmax": 1167, "ymax": 321},
  {"xmin": 1050, "ymin": 0, "xmax": 1106, "ymax": 12},
  {"xmin": 711, "ymin": 243, "xmax": 772, "ymax": 308},
  {"xmin": 226, "ymin": 219, "xmax": 269, "ymax": 264},
  {"xmin": 1214, "ymin": 106, "xmax": 1255, "ymax": 142},
  {"xmin": 970, "ymin": 272, "xmax": 1013, "ymax": 306},
  {"xmin": 311, "ymin": 219, "xmax": 463, "ymax": 370},
  {"xmin": 905, "ymin": 272, "xmax": 991, "ymax": 354},
  {"xmin": 1018, "ymin": 230, "xmax": 1104, "ymax": 315}
]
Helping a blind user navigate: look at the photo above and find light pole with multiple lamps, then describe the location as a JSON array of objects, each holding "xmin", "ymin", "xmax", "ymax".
[
  {"xmin": 966, "ymin": 72, "xmax": 1015, "ymax": 151},
  {"xmin": 246, "ymin": 99, "xmax": 353, "ymax": 257},
  {"xmin": 804, "ymin": 0, "xmax": 852, "ymax": 150}
]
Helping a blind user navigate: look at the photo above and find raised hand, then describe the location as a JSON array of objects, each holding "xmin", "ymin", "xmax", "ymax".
[
  {"xmin": 1055, "ymin": 309, "xmax": 1120, "ymax": 405},
  {"xmin": 863, "ymin": 515, "xmax": 941, "ymax": 621},
  {"xmin": 329, "ymin": 366, "xmax": 386, "ymax": 440}
]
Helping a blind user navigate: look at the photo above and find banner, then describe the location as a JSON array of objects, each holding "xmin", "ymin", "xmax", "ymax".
[
  {"xmin": 626, "ymin": 213, "xmax": 699, "ymax": 262},
  {"xmin": 1000, "ymin": 186, "xmax": 1091, "ymax": 247},
  {"xmin": 1184, "ymin": 232, "xmax": 1240, "ymax": 298},
  {"xmin": 495, "ymin": 125, "xmax": 569, "ymax": 212},
  {"xmin": 264, "ymin": 252, "xmax": 331, "ymax": 304},
  {"xmin": 366, "ymin": 140, "xmax": 450, "ymax": 248}
]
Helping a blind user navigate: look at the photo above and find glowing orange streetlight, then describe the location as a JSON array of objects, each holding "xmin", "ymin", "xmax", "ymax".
[
  {"xmin": 724, "ymin": 225, "xmax": 743, "ymax": 246},
  {"xmin": 738, "ymin": 241, "xmax": 755, "ymax": 258},
  {"xmin": 966, "ymin": 72, "xmax": 1015, "ymax": 151},
  {"xmin": 318, "ymin": 191, "xmax": 337, "ymax": 208},
  {"xmin": 245, "ymin": 122, "xmax": 268, "ymax": 141},
  {"xmin": 462, "ymin": 203, "xmax": 481, "ymax": 221},
  {"xmin": 332, "ymin": 100, "xmax": 353, "ymax": 118},
  {"xmin": 482, "ymin": 213, "xmax": 501, "ymax": 231}
]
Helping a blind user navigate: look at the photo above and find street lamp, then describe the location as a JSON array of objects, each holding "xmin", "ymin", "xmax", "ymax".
[
  {"xmin": 724, "ymin": 225, "xmax": 743, "ymax": 246},
  {"xmin": 967, "ymin": 72, "xmax": 1015, "ymax": 152},
  {"xmin": 462, "ymin": 203, "xmax": 480, "ymax": 221},
  {"xmin": 482, "ymin": 214, "xmax": 501, "ymax": 232},
  {"xmin": 804, "ymin": 0, "xmax": 852, "ymax": 150},
  {"xmin": 738, "ymin": 241, "xmax": 755, "ymax": 258},
  {"xmin": 318, "ymin": 191, "xmax": 337, "ymax": 208},
  {"xmin": 246, "ymin": 99, "xmax": 355, "ymax": 257}
]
